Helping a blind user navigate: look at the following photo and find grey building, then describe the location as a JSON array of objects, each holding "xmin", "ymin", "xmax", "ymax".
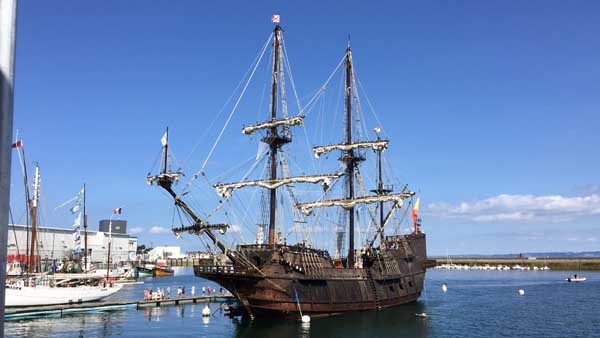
[
  {"xmin": 98, "ymin": 220, "xmax": 127, "ymax": 235},
  {"xmin": 7, "ymin": 224, "xmax": 137, "ymax": 265}
]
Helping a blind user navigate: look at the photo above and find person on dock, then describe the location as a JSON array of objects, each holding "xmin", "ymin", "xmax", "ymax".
[
  {"xmin": 207, "ymin": 286, "xmax": 211, "ymax": 295},
  {"xmin": 167, "ymin": 286, "xmax": 171, "ymax": 299},
  {"xmin": 220, "ymin": 286, "xmax": 223, "ymax": 295},
  {"xmin": 202, "ymin": 286, "xmax": 206, "ymax": 295},
  {"xmin": 182, "ymin": 286, "xmax": 186, "ymax": 296},
  {"xmin": 177, "ymin": 287, "xmax": 182, "ymax": 297},
  {"xmin": 191, "ymin": 286, "xmax": 195, "ymax": 296}
]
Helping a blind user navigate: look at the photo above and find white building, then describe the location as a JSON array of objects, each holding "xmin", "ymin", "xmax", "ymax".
[
  {"xmin": 7, "ymin": 224, "xmax": 137, "ymax": 265},
  {"xmin": 147, "ymin": 246, "xmax": 183, "ymax": 261}
]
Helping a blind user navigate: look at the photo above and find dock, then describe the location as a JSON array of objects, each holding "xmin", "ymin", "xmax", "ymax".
[{"xmin": 4, "ymin": 294, "xmax": 234, "ymax": 320}]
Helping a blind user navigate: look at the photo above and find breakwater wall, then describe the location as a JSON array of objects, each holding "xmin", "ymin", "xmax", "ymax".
[{"xmin": 429, "ymin": 257, "xmax": 600, "ymax": 271}]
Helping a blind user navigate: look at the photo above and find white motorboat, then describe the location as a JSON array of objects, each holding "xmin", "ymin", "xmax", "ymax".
[
  {"xmin": 566, "ymin": 275, "xmax": 586, "ymax": 282},
  {"xmin": 5, "ymin": 279, "xmax": 123, "ymax": 307}
]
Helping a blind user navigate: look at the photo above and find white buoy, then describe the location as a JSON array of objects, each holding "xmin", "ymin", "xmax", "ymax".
[
  {"xmin": 202, "ymin": 305, "xmax": 211, "ymax": 316},
  {"xmin": 301, "ymin": 315, "xmax": 311, "ymax": 323},
  {"xmin": 442, "ymin": 283, "xmax": 448, "ymax": 293},
  {"xmin": 518, "ymin": 289, "xmax": 525, "ymax": 296},
  {"xmin": 415, "ymin": 312, "xmax": 427, "ymax": 318}
]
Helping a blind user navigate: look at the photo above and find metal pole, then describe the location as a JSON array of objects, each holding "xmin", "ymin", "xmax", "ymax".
[
  {"xmin": 0, "ymin": 0, "xmax": 18, "ymax": 332},
  {"xmin": 83, "ymin": 183, "xmax": 87, "ymax": 271},
  {"xmin": 106, "ymin": 215, "xmax": 113, "ymax": 283}
]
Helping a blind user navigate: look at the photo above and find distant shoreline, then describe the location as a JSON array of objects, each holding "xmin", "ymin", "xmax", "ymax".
[{"xmin": 428, "ymin": 257, "xmax": 600, "ymax": 270}]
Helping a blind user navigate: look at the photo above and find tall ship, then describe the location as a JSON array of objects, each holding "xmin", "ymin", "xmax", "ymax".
[{"xmin": 147, "ymin": 17, "xmax": 428, "ymax": 318}]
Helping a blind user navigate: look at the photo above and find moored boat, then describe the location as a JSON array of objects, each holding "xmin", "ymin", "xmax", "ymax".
[
  {"xmin": 5, "ymin": 278, "xmax": 122, "ymax": 307},
  {"xmin": 136, "ymin": 266, "xmax": 154, "ymax": 277},
  {"xmin": 153, "ymin": 266, "xmax": 174, "ymax": 277},
  {"xmin": 147, "ymin": 16, "xmax": 428, "ymax": 318}
]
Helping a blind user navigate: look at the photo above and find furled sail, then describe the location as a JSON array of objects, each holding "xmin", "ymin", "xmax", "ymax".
[
  {"xmin": 215, "ymin": 173, "xmax": 343, "ymax": 198},
  {"xmin": 297, "ymin": 192, "xmax": 414, "ymax": 215},
  {"xmin": 313, "ymin": 140, "xmax": 389, "ymax": 158},
  {"xmin": 242, "ymin": 115, "xmax": 304, "ymax": 135},
  {"xmin": 146, "ymin": 172, "xmax": 184, "ymax": 185}
]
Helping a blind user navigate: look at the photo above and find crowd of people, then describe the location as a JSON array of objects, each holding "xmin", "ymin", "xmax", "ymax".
[{"xmin": 143, "ymin": 285, "xmax": 225, "ymax": 301}]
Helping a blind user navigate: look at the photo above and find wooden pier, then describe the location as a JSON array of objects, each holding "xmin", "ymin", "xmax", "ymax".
[{"xmin": 4, "ymin": 294, "xmax": 234, "ymax": 320}]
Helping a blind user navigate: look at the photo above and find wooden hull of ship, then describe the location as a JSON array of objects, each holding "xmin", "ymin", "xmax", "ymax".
[{"xmin": 194, "ymin": 233, "xmax": 427, "ymax": 317}]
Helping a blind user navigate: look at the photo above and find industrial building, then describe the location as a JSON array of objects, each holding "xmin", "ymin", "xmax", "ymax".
[{"xmin": 7, "ymin": 221, "xmax": 137, "ymax": 265}]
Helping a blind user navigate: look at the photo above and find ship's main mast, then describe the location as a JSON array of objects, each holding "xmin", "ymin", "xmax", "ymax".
[
  {"xmin": 267, "ymin": 24, "xmax": 284, "ymax": 244},
  {"xmin": 344, "ymin": 46, "xmax": 356, "ymax": 268}
]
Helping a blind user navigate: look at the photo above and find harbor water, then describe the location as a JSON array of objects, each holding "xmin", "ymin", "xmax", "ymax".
[{"xmin": 5, "ymin": 267, "xmax": 600, "ymax": 338}]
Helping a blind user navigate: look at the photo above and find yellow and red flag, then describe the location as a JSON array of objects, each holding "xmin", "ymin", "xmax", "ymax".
[{"xmin": 411, "ymin": 197, "xmax": 420, "ymax": 233}]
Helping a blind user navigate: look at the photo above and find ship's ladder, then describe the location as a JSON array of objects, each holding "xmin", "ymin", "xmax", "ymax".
[{"xmin": 366, "ymin": 268, "xmax": 380, "ymax": 309}]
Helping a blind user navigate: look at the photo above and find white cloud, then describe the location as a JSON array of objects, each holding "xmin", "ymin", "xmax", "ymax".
[
  {"xmin": 129, "ymin": 227, "xmax": 144, "ymax": 235},
  {"xmin": 427, "ymin": 193, "xmax": 600, "ymax": 222},
  {"xmin": 149, "ymin": 226, "xmax": 170, "ymax": 234}
]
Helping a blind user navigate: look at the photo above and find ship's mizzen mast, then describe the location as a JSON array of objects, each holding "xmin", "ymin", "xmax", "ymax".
[{"xmin": 371, "ymin": 133, "xmax": 393, "ymax": 244}]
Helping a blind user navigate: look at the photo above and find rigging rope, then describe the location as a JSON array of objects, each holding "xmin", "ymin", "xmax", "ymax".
[
  {"xmin": 180, "ymin": 32, "xmax": 274, "ymax": 196},
  {"xmin": 300, "ymin": 54, "xmax": 346, "ymax": 116}
]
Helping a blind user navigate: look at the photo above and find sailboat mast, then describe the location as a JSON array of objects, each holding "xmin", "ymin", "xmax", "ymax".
[
  {"xmin": 28, "ymin": 164, "xmax": 40, "ymax": 273},
  {"xmin": 345, "ymin": 46, "xmax": 355, "ymax": 268},
  {"xmin": 19, "ymin": 146, "xmax": 31, "ymax": 272},
  {"xmin": 268, "ymin": 25, "xmax": 281, "ymax": 245},
  {"xmin": 83, "ymin": 183, "xmax": 88, "ymax": 271}
]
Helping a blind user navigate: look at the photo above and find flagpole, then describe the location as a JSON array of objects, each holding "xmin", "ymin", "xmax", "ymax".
[
  {"xmin": 106, "ymin": 213, "xmax": 113, "ymax": 284},
  {"xmin": 0, "ymin": 0, "xmax": 18, "ymax": 332},
  {"xmin": 83, "ymin": 183, "xmax": 88, "ymax": 272}
]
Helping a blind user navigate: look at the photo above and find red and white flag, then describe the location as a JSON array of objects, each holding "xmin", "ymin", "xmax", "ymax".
[
  {"xmin": 373, "ymin": 127, "xmax": 381, "ymax": 133},
  {"xmin": 113, "ymin": 207, "xmax": 122, "ymax": 215},
  {"xmin": 271, "ymin": 14, "xmax": 280, "ymax": 23},
  {"xmin": 11, "ymin": 140, "xmax": 23, "ymax": 148}
]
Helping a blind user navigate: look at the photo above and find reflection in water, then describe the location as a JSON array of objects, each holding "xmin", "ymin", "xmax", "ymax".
[
  {"xmin": 5, "ymin": 311, "xmax": 128, "ymax": 338},
  {"xmin": 233, "ymin": 302, "xmax": 429, "ymax": 338},
  {"xmin": 299, "ymin": 322, "xmax": 310, "ymax": 338}
]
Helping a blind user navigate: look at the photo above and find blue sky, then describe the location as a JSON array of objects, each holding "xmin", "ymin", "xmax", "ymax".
[{"xmin": 9, "ymin": 1, "xmax": 600, "ymax": 255}]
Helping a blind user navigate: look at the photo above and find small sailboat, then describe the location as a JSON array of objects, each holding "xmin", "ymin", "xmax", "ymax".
[
  {"xmin": 6, "ymin": 143, "xmax": 123, "ymax": 307},
  {"xmin": 566, "ymin": 274, "xmax": 586, "ymax": 282},
  {"xmin": 5, "ymin": 278, "xmax": 123, "ymax": 307}
]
